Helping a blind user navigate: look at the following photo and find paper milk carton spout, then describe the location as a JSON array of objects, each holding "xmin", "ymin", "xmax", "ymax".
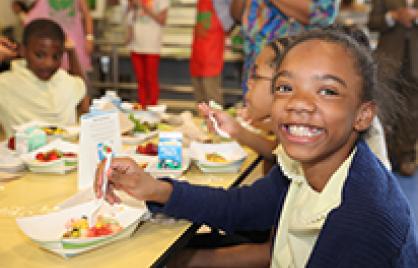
[{"xmin": 158, "ymin": 132, "xmax": 183, "ymax": 170}]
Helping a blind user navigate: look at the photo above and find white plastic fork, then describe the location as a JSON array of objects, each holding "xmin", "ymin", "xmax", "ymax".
[
  {"xmin": 89, "ymin": 152, "xmax": 112, "ymax": 227},
  {"xmin": 208, "ymin": 113, "xmax": 230, "ymax": 139}
]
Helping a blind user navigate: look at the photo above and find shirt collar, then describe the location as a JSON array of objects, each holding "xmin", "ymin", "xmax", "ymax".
[
  {"xmin": 12, "ymin": 59, "xmax": 61, "ymax": 84},
  {"xmin": 274, "ymin": 145, "xmax": 305, "ymax": 183},
  {"xmin": 273, "ymin": 144, "xmax": 357, "ymax": 192}
]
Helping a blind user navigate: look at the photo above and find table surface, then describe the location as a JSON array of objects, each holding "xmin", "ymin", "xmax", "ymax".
[{"xmin": 0, "ymin": 147, "xmax": 261, "ymax": 268}]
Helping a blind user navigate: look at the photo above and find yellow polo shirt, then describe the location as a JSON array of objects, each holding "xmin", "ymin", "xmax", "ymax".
[
  {"xmin": 0, "ymin": 59, "xmax": 86, "ymax": 138},
  {"xmin": 271, "ymin": 145, "xmax": 356, "ymax": 268}
]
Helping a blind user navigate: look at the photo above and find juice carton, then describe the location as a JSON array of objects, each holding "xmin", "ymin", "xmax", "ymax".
[{"xmin": 158, "ymin": 132, "xmax": 182, "ymax": 170}]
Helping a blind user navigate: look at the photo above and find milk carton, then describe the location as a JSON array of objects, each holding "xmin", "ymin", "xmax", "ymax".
[{"xmin": 158, "ymin": 132, "xmax": 182, "ymax": 170}]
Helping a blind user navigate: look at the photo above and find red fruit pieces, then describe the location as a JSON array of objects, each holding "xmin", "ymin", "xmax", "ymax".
[
  {"xmin": 136, "ymin": 142, "xmax": 158, "ymax": 156},
  {"xmin": 35, "ymin": 149, "xmax": 67, "ymax": 162},
  {"xmin": 47, "ymin": 151, "xmax": 59, "ymax": 161},
  {"xmin": 35, "ymin": 152, "xmax": 45, "ymax": 161},
  {"xmin": 87, "ymin": 225, "xmax": 113, "ymax": 237}
]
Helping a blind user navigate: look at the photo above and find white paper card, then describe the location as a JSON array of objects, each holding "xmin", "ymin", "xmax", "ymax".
[{"xmin": 78, "ymin": 112, "xmax": 121, "ymax": 190}]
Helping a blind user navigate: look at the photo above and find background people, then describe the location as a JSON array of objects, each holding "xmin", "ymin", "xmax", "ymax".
[
  {"xmin": 237, "ymin": 0, "xmax": 339, "ymax": 94},
  {"xmin": 368, "ymin": 0, "xmax": 418, "ymax": 176},
  {"xmin": 125, "ymin": 0, "xmax": 170, "ymax": 107},
  {"xmin": 190, "ymin": 0, "xmax": 234, "ymax": 106}
]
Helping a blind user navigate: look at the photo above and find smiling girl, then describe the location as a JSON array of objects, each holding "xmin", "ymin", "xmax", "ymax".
[{"xmin": 95, "ymin": 29, "xmax": 418, "ymax": 267}]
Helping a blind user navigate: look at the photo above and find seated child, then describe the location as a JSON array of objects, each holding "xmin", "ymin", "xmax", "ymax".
[
  {"xmin": 95, "ymin": 29, "xmax": 418, "ymax": 266},
  {"xmin": 199, "ymin": 38, "xmax": 290, "ymax": 165},
  {"xmin": 0, "ymin": 19, "xmax": 89, "ymax": 138}
]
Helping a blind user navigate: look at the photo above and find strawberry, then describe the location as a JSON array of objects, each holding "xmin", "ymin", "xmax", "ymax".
[
  {"xmin": 35, "ymin": 152, "xmax": 45, "ymax": 161},
  {"xmin": 47, "ymin": 151, "xmax": 59, "ymax": 161},
  {"xmin": 136, "ymin": 145, "xmax": 147, "ymax": 154},
  {"xmin": 145, "ymin": 143, "xmax": 158, "ymax": 155}
]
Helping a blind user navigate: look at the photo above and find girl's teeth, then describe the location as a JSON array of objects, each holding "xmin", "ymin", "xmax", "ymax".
[{"xmin": 288, "ymin": 125, "xmax": 322, "ymax": 137}]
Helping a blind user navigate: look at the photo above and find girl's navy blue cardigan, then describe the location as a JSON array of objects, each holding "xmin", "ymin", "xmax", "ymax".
[{"xmin": 148, "ymin": 140, "xmax": 418, "ymax": 267}]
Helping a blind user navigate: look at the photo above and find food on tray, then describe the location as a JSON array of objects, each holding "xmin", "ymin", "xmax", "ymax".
[
  {"xmin": 41, "ymin": 126, "xmax": 68, "ymax": 136},
  {"xmin": 128, "ymin": 114, "xmax": 158, "ymax": 133},
  {"xmin": 35, "ymin": 149, "xmax": 77, "ymax": 162},
  {"xmin": 136, "ymin": 142, "xmax": 158, "ymax": 156},
  {"xmin": 205, "ymin": 152, "xmax": 228, "ymax": 163},
  {"xmin": 62, "ymin": 215, "xmax": 122, "ymax": 239}
]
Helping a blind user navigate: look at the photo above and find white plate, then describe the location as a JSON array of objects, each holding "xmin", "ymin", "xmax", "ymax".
[
  {"xmin": 132, "ymin": 110, "xmax": 161, "ymax": 124},
  {"xmin": 196, "ymin": 160, "xmax": 244, "ymax": 173},
  {"xmin": 190, "ymin": 141, "xmax": 247, "ymax": 167},
  {"xmin": 16, "ymin": 200, "xmax": 148, "ymax": 258},
  {"xmin": 146, "ymin": 104, "xmax": 167, "ymax": 113},
  {"xmin": 13, "ymin": 121, "xmax": 79, "ymax": 140},
  {"xmin": 0, "ymin": 144, "xmax": 25, "ymax": 172},
  {"xmin": 21, "ymin": 140, "xmax": 79, "ymax": 174}
]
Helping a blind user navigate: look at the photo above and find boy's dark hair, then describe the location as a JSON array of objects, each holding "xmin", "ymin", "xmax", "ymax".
[{"xmin": 22, "ymin": 19, "xmax": 65, "ymax": 46}]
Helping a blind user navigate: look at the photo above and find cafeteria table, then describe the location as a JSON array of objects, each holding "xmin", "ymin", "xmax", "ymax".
[{"xmin": 0, "ymin": 147, "xmax": 262, "ymax": 268}]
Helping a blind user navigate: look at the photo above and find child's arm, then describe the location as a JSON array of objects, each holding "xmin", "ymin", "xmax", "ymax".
[
  {"xmin": 65, "ymin": 39, "xmax": 84, "ymax": 78},
  {"xmin": 78, "ymin": 0, "xmax": 94, "ymax": 54},
  {"xmin": 77, "ymin": 95, "xmax": 90, "ymax": 116},
  {"xmin": 269, "ymin": 0, "xmax": 336, "ymax": 25},
  {"xmin": 198, "ymin": 103, "xmax": 277, "ymax": 161},
  {"xmin": 141, "ymin": 3, "xmax": 169, "ymax": 25},
  {"xmin": 230, "ymin": 0, "xmax": 246, "ymax": 24}
]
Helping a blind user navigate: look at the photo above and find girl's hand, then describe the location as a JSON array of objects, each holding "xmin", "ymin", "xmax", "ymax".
[{"xmin": 94, "ymin": 157, "xmax": 172, "ymax": 204}]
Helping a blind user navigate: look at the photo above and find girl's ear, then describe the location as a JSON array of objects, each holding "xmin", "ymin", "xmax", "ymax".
[{"xmin": 354, "ymin": 101, "xmax": 376, "ymax": 132}]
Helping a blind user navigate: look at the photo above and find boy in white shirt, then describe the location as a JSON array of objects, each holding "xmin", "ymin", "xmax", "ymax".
[{"xmin": 0, "ymin": 19, "xmax": 89, "ymax": 138}]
